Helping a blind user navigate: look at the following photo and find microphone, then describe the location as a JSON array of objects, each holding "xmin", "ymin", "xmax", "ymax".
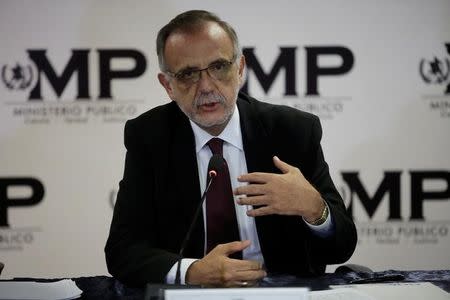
[{"xmin": 174, "ymin": 154, "xmax": 224, "ymax": 285}]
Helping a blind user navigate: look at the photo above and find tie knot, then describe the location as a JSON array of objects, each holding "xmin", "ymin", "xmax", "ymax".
[{"xmin": 207, "ymin": 138, "xmax": 223, "ymax": 155}]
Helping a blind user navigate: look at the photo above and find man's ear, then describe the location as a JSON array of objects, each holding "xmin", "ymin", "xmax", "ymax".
[
  {"xmin": 238, "ymin": 55, "xmax": 246, "ymax": 86},
  {"xmin": 158, "ymin": 73, "xmax": 175, "ymax": 100}
]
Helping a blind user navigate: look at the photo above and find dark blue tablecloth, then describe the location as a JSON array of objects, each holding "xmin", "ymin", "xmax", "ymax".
[{"xmin": 68, "ymin": 270, "xmax": 450, "ymax": 300}]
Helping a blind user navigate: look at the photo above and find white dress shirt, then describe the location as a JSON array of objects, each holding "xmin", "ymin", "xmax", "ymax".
[{"xmin": 166, "ymin": 105, "xmax": 333, "ymax": 284}]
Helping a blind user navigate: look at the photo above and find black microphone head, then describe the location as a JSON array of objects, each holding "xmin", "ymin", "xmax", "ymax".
[{"xmin": 208, "ymin": 154, "xmax": 224, "ymax": 179}]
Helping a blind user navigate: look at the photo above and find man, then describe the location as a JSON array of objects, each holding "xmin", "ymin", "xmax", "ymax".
[{"xmin": 105, "ymin": 10, "xmax": 357, "ymax": 287}]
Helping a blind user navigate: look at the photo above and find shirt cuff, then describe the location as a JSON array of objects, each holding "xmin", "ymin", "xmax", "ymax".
[
  {"xmin": 165, "ymin": 258, "xmax": 198, "ymax": 284},
  {"xmin": 303, "ymin": 202, "xmax": 334, "ymax": 238}
]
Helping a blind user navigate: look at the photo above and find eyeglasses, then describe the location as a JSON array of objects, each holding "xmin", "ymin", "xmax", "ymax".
[{"xmin": 166, "ymin": 57, "xmax": 236, "ymax": 87}]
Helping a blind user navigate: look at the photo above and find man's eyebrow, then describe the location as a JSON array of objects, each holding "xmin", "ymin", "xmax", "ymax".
[
  {"xmin": 209, "ymin": 58, "xmax": 230, "ymax": 64},
  {"xmin": 176, "ymin": 58, "xmax": 230, "ymax": 73},
  {"xmin": 176, "ymin": 65, "xmax": 198, "ymax": 73}
]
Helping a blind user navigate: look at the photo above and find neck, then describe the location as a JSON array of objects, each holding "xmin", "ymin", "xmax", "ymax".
[{"xmin": 201, "ymin": 123, "xmax": 227, "ymax": 136}]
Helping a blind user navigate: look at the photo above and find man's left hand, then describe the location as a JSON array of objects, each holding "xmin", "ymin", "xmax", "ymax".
[{"xmin": 234, "ymin": 156, "xmax": 325, "ymax": 223}]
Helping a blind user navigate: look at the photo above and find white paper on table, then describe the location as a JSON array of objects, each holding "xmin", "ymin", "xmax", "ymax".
[
  {"xmin": 330, "ymin": 282, "xmax": 450, "ymax": 300},
  {"xmin": 0, "ymin": 279, "xmax": 82, "ymax": 300},
  {"xmin": 164, "ymin": 287, "xmax": 309, "ymax": 300},
  {"xmin": 309, "ymin": 288, "xmax": 375, "ymax": 300}
]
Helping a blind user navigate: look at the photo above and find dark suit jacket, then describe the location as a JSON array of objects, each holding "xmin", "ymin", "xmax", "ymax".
[{"xmin": 105, "ymin": 92, "xmax": 357, "ymax": 287}]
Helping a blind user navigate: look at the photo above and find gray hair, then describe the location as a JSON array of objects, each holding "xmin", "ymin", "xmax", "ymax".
[{"xmin": 156, "ymin": 10, "xmax": 241, "ymax": 72}]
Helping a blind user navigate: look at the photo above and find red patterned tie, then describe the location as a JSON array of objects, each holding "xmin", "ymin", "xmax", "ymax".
[{"xmin": 206, "ymin": 138, "xmax": 241, "ymax": 258}]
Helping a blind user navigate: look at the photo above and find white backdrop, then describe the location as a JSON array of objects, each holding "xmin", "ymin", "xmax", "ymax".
[{"xmin": 0, "ymin": 0, "xmax": 449, "ymax": 278}]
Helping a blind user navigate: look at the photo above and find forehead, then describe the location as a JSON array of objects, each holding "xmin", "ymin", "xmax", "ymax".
[{"xmin": 164, "ymin": 22, "xmax": 235, "ymax": 71}]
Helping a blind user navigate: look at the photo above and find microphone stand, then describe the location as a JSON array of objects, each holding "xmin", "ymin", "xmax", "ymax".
[{"xmin": 174, "ymin": 170, "xmax": 216, "ymax": 285}]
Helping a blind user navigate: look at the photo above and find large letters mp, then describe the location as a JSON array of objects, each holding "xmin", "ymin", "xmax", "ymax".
[
  {"xmin": 343, "ymin": 171, "xmax": 450, "ymax": 221},
  {"xmin": 241, "ymin": 46, "xmax": 354, "ymax": 96},
  {"xmin": 28, "ymin": 49, "xmax": 146, "ymax": 100},
  {"xmin": 0, "ymin": 177, "xmax": 44, "ymax": 227}
]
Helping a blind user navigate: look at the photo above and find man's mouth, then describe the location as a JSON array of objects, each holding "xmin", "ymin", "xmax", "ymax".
[{"xmin": 198, "ymin": 102, "xmax": 220, "ymax": 110}]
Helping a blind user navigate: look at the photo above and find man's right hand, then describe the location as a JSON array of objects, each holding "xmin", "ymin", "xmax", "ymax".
[{"xmin": 185, "ymin": 240, "xmax": 266, "ymax": 287}]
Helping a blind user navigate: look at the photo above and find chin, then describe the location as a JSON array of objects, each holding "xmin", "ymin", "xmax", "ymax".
[
  {"xmin": 195, "ymin": 113, "xmax": 226, "ymax": 126},
  {"xmin": 197, "ymin": 119, "xmax": 226, "ymax": 129},
  {"xmin": 193, "ymin": 116, "xmax": 228, "ymax": 132}
]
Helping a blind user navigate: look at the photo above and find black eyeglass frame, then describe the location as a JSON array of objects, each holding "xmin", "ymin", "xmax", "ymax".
[{"xmin": 165, "ymin": 55, "xmax": 238, "ymax": 85}]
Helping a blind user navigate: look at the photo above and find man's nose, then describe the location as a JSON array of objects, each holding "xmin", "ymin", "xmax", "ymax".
[{"xmin": 196, "ymin": 69, "xmax": 215, "ymax": 92}]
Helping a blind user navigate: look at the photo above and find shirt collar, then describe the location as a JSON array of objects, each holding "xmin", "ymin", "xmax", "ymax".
[{"xmin": 190, "ymin": 105, "xmax": 243, "ymax": 153}]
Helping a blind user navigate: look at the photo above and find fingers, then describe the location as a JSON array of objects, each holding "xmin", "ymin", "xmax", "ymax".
[
  {"xmin": 246, "ymin": 206, "xmax": 273, "ymax": 217},
  {"xmin": 274, "ymin": 156, "xmax": 306, "ymax": 180},
  {"xmin": 234, "ymin": 184, "xmax": 268, "ymax": 196},
  {"xmin": 235, "ymin": 156, "xmax": 308, "ymax": 218},
  {"xmin": 211, "ymin": 244, "xmax": 263, "ymax": 271},
  {"xmin": 232, "ymin": 258, "xmax": 263, "ymax": 271},
  {"xmin": 237, "ymin": 172, "xmax": 274, "ymax": 184},
  {"xmin": 237, "ymin": 196, "xmax": 276, "ymax": 216},
  {"xmin": 221, "ymin": 260, "xmax": 266, "ymax": 287},
  {"xmin": 273, "ymin": 156, "xmax": 291, "ymax": 174},
  {"xmin": 235, "ymin": 269, "xmax": 267, "ymax": 281},
  {"xmin": 213, "ymin": 240, "xmax": 251, "ymax": 256},
  {"xmin": 236, "ymin": 195, "xmax": 269, "ymax": 206},
  {"xmin": 236, "ymin": 156, "xmax": 301, "ymax": 190},
  {"xmin": 189, "ymin": 243, "xmax": 266, "ymax": 287}
]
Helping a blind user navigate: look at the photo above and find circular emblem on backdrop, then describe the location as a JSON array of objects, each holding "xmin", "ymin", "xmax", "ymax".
[
  {"xmin": 419, "ymin": 57, "xmax": 450, "ymax": 84},
  {"xmin": 1, "ymin": 63, "xmax": 34, "ymax": 90}
]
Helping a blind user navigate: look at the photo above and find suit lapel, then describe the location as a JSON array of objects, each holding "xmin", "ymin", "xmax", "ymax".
[
  {"xmin": 237, "ymin": 95, "xmax": 283, "ymax": 264},
  {"xmin": 237, "ymin": 96, "xmax": 274, "ymax": 174}
]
